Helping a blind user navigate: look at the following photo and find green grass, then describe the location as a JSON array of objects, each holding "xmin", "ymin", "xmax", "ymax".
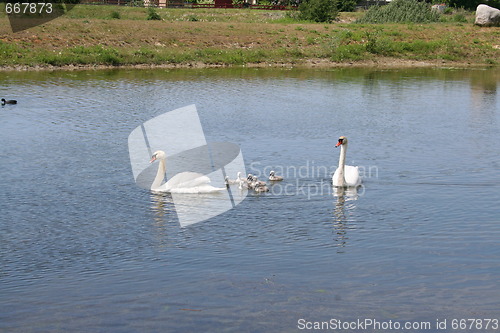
[
  {"xmin": 356, "ymin": 0, "xmax": 441, "ymax": 24},
  {"xmin": 0, "ymin": 5, "xmax": 498, "ymax": 68}
]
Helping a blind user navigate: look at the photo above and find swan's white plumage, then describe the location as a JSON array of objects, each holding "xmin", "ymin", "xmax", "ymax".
[
  {"xmin": 332, "ymin": 165, "xmax": 361, "ymax": 187},
  {"xmin": 332, "ymin": 136, "xmax": 362, "ymax": 187},
  {"xmin": 150, "ymin": 151, "xmax": 226, "ymax": 193},
  {"xmin": 269, "ymin": 170, "xmax": 283, "ymax": 181},
  {"xmin": 225, "ymin": 172, "xmax": 245, "ymax": 186}
]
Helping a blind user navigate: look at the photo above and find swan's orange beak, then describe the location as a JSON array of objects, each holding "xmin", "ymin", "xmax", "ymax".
[
  {"xmin": 150, "ymin": 155, "xmax": 157, "ymax": 163},
  {"xmin": 335, "ymin": 139, "xmax": 343, "ymax": 147}
]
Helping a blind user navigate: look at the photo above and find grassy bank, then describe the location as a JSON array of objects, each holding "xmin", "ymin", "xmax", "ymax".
[{"xmin": 0, "ymin": 5, "xmax": 499, "ymax": 69}]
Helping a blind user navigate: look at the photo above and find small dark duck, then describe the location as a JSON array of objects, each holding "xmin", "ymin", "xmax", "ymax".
[{"xmin": 1, "ymin": 98, "xmax": 17, "ymax": 105}]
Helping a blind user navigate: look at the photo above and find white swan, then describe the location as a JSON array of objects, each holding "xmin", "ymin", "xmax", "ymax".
[
  {"xmin": 269, "ymin": 170, "xmax": 283, "ymax": 181},
  {"xmin": 247, "ymin": 175, "xmax": 266, "ymax": 189},
  {"xmin": 225, "ymin": 172, "xmax": 244, "ymax": 186},
  {"xmin": 236, "ymin": 172, "xmax": 246, "ymax": 184},
  {"xmin": 246, "ymin": 174, "xmax": 256, "ymax": 188},
  {"xmin": 253, "ymin": 176, "xmax": 266, "ymax": 187},
  {"xmin": 224, "ymin": 176, "xmax": 231, "ymax": 186},
  {"xmin": 149, "ymin": 150, "xmax": 226, "ymax": 193},
  {"xmin": 238, "ymin": 179, "xmax": 248, "ymax": 190},
  {"xmin": 332, "ymin": 136, "xmax": 362, "ymax": 187},
  {"xmin": 254, "ymin": 183, "xmax": 270, "ymax": 193}
]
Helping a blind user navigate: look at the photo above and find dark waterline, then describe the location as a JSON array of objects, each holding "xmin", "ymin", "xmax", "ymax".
[{"xmin": 1, "ymin": 67, "xmax": 499, "ymax": 332}]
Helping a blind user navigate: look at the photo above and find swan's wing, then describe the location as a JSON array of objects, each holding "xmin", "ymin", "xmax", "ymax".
[
  {"xmin": 164, "ymin": 172, "xmax": 227, "ymax": 193},
  {"xmin": 177, "ymin": 176, "xmax": 212, "ymax": 189},
  {"xmin": 332, "ymin": 167, "xmax": 343, "ymax": 187},
  {"xmin": 170, "ymin": 185, "xmax": 226, "ymax": 193},
  {"xmin": 344, "ymin": 165, "xmax": 361, "ymax": 187},
  {"xmin": 166, "ymin": 172, "xmax": 209, "ymax": 188}
]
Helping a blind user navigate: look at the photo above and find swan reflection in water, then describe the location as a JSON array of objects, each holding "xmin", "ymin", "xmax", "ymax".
[
  {"xmin": 331, "ymin": 186, "xmax": 361, "ymax": 252},
  {"xmin": 149, "ymin": 188, "xmax": 234, "ymax": 228},
  {"xmin": 149, "ymin": 192, "xmax": 177, "ymax": 238},
  {"xmin": 150, "ymin": 192, "xmax": 177, "ymax": 224}
]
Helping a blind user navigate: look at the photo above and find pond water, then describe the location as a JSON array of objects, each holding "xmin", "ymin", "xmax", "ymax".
[{"xmin": 1, "ymin": 67, "xmax": 499, "ymax": 332}]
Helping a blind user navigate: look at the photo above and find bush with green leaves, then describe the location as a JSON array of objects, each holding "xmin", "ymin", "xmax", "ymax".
[
  {"xmin": 337, "ymin": 0, "xmax": 357, "ymax": 12},
  {"xmin": 128, "ymin": 0, "xmax": 145, "ymax": 6},
  {"xmin": 146, "ymin": 8, "xmax": 161, "ymax": 20},
  {"xmin": 298, "ymin": 0, "xmax": 339, "ymax": 23},
  {"xmin": 356, "ymin": 0, "xmax": 441, "ymax": 23},
  {"xmin": 110, "ymin": 11, "xmax": 121, "ymax": 19}
]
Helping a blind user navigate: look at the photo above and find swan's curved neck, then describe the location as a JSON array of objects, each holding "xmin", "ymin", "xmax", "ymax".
[
  {"xmin": 151, "ymin": 157, "xmax": 166, "ymax": 190},
  {"xmin": 336, "ymin": 143, "xmax": 347, "ymax": 186}
]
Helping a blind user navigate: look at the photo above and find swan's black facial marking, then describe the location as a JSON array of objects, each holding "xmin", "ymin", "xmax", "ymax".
[{"xmin": 335, "ymin": 138, "xmax": 344, "ymax": 147}]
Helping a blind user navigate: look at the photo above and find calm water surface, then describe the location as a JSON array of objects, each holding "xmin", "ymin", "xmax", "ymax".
[{"xmin": 1, "ymin": 67, "xmax": 499, "ymax": 332}]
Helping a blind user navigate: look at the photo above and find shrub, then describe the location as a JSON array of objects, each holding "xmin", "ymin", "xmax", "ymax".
[
  {"xmin": 450, "ymin": 12, "xmax": 468, "ymax": 22},
  {"xmin": 298, "ymin": 0, "xmax": 339, "ymax": 23},
  {"xmin": 356, "ymin": 0, "xmax": 441, "ymax": 23},
  {"xmin": 438, "ymin": 7, "xmax": 473, "ymax": 22},
  {"xmin": 129, "ymin": 0, "xmax": 144, "ymax": 6},
  {"xmin": 110, "ymin": 11, "xmax": 121, "ymax": 19},
  {"xmin": 337, "ymin": 0, "xmax": 357, "ymax": 12},
  {"xmin": 146, "ymin": 8, "xmax": 162, "ymax": 20}
]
